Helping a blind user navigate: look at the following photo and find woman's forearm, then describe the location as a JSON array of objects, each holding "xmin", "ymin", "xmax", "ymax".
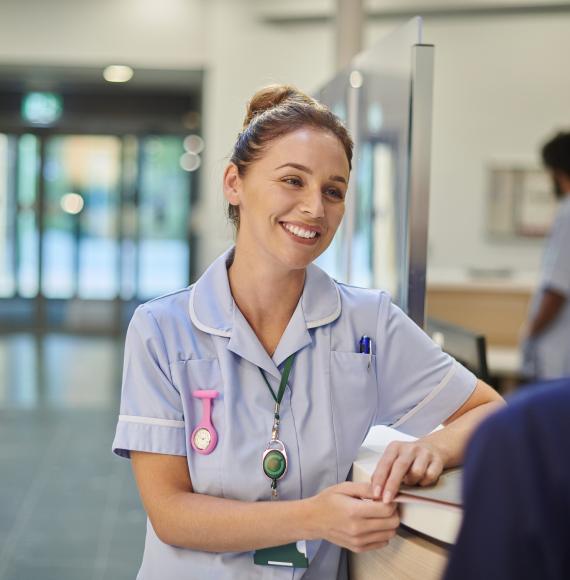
[
  {"xmin": 421, "ymin": 400, "xmax": 505, "ymax": 467},
  {"xmin": 152, "ymin": 491, "xmax": 318, "ymax": 552}
]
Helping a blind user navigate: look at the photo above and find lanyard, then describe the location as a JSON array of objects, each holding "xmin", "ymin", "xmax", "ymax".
[
  {"xmin": 259, "ymin": 353, "xmax": 296, "ymax": 405},
  {"xmin": 258, "ymin": 353, "xmax": 296, "ymax": 499}
]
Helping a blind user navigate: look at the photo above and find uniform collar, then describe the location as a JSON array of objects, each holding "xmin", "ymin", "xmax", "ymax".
[{"xmin": 189, "ymin": 246, "xmax": 341, "ymax": 378}]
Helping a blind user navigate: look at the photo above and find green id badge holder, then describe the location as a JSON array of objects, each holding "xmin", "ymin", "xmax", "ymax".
[{"xmin": 254, "ymin": 541, "xmax": 309, "ymax": 568}]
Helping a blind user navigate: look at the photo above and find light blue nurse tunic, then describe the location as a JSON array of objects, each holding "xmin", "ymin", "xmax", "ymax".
[
  {"xmin": 112, "ymin": 246, "xmax": 477, "ymax": 580},
  {"xmin": 523, "ymin": 195, "xmax": 570, "ymax": 379}
]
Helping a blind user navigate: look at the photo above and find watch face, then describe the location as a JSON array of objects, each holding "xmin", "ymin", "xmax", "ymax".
[{"xmin": 193, "ymin": 427, "xmax": 212, "ymax": 450}]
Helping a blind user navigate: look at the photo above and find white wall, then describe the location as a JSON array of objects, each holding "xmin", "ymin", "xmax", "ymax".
[
  {"xmin": 0, "ymin": 0, "xmax": 207, "ymax": 67},
  {"xmin": 368, "ymin": 13, "xmax": 570, "ymax": 275}
]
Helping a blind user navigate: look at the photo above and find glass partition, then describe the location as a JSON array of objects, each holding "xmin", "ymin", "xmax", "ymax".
[{"xmin": 316, "ymin": 17, "xmax": 434, "ymax": 326}]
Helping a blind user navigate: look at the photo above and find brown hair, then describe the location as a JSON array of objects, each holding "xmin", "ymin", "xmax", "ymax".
[{"xmin": 227, "ymin": 84, "xmax": 353, "ymax": 229}]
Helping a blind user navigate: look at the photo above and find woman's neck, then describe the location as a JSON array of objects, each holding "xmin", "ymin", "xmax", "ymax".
[{"xmin": 227, "ymin": 245, "xmax": 306, "ymax": 352}]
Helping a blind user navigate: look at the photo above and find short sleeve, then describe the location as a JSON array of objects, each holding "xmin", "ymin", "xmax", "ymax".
[
  {"xmin": 542, "ymin": 206, "xmax": 570, "ymax": 297},
  {"xmin": 375, "ymin": 299, "xmax": 477, "ymax": 436},
  {"xmin": 112, "ymin": 305, "xmax": 186, "ymax": 459}
]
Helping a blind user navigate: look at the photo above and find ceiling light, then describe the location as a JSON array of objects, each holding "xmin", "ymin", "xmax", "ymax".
[
  {"xmin": 349, "ymin": 70, "xmax": 363, "ymax": 89},
  {"xmin": 60, "ymin": 193, "xmax": 84, "ymax": 215},
  {"xmin": 103, "ymin": 65, "xmax": 134, "ymax": 83}
]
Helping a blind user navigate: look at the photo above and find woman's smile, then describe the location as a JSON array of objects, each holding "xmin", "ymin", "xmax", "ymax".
[{"xmin": 279, "ymin": 221, "xmax": 322, "ymax": 245}]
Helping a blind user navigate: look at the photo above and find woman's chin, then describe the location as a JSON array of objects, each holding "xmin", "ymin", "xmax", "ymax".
[{"xmin": 276, "ymin": 245, "xmax": 325, "ymax": 271}]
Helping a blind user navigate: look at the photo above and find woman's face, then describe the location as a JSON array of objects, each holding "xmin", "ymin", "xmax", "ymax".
[{"xmin": 224, "ymin": 127, "xmax": 350, "ymax": 271}]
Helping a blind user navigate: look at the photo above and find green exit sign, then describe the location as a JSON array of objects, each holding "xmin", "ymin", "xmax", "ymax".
[{"xmin": 22, "ymin": 92, "xmax": 63, "ymax": 125}]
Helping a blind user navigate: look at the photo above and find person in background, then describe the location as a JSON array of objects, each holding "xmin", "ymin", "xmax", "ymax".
[
  {"xmin": 521, "ymin": 131, "xmax": 570, "ymax": 380},
  {"xmin": 444, "ymin": 378, "xmax": 570, "ymax": 580}
]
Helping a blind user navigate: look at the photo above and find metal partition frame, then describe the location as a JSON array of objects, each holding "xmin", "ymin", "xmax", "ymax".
[{"xmin": 406, "ymin": 44, "xmax": 434, "ymax": 327}]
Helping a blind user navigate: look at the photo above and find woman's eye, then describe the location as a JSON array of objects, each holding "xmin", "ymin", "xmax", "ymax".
[
  {"xmin": 325, "ymin": 187, "xmax": 344, "ymax": 200},
  {"xmin": 283, "ymin": 177, "xmax": 303, "ymax": 187}
]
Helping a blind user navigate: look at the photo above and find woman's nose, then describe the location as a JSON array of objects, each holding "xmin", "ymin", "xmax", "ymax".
[{"xmin": 300, "ymin": 187, "xmax": 325, "ymax": 218}]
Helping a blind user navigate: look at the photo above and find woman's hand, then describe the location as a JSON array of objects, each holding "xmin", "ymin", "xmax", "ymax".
[
  {"xmin": 308, "ymin": 482, "xmax": 399, "ymax": 553},
  {"xmin": 370, "ymin": 440, "xmax": 447, "ymax": 504}
]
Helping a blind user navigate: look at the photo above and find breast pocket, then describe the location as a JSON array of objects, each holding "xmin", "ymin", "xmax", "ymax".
[
  {"xmin": 329, "ymin": 351, "xmax": 378, "ymax": 481},
  {"xmin": 170, "ymin": 358, "xmax": 225, "ymax": 496}
]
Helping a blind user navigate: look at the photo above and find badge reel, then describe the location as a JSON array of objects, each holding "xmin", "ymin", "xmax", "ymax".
[
  {"xmin": 262, "ymin": 439, "xmax": 288, "ymax": 488},
  {"xmin": 262, "ymin": 402, "xmax": 288, "ymax": 497},
  {"xmin": 190, "ymin": 390, "xmax": 219, "ymax": 454},
  {"xmin": 256, "ymin": 424, "xmax": 309, "ymax": 569}
]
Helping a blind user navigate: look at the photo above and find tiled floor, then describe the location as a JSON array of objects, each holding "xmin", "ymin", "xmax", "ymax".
[{"xmin": 0, "ymin": 334, "xmax": 146, "ymax": 580}]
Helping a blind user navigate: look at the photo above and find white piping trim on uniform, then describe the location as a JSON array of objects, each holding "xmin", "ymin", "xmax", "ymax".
[
  {"xmin": 189, "ymin": 273, "xmax": 341, "ymax": 334},
  {"xmin": 118, "ymin": 415, "xmax": 185, "ymax": 428},
  {"xmin": 306, "ymin": 281, "xmax": 342, "ymax": 329},
  {"xmin": 188, "ymin": 286, "xmax": 232, "ymax": 338},
  {"xmin": 391, "ymin": 362, "xmax": 457, "ymax": 429}
]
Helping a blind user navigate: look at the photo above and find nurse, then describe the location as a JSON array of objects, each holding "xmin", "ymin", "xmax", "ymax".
[{"xmin": 113, "ymin": 84, "xmax": 504, "ymax": 579}]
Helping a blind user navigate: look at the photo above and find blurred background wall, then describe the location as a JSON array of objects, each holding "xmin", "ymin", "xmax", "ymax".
[{"xmin": 2, "ymin": 0, "xmax": 567, "ymax": 275}]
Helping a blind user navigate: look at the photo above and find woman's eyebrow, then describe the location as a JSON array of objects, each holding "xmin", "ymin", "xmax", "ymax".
[{"xmin": 274, "ymin": 162, "xmax": 347, "ymax": 184}]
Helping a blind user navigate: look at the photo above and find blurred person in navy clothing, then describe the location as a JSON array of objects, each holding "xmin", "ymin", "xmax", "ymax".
[
  {"xmin": 522, "ymin": 132, "xmax": 570, "ymax": 379},
  {"xmin": 444, "ymin": 378, "xmax": 570, "ymax": 580}
]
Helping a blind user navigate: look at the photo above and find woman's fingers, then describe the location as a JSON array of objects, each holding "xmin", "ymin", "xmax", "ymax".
[
  {"xmin": 356, "ymin": 513, "xmax": 400, "ymax": 534},
  {"xmin": 349, "ymin": 529, "xmax": 397, "ymax": 552},
  {"xmin": 380, "ymin": 455, "xmax": 416, "ymax": 503},
  {"xmin": 316, "ymin": 482, "xmax": 401, "ymax": 552},
  {"xmin": 371, "ymin": 441, "xmax": 446, "ymax": 503},
  {"xmin": 402, "ymin": 453, "xmax": 431, "ymax": 486},
  {"xmin": 418, "ymin": 457, "xmax": 444, "ymax": 486},
  {"xmin": 369, "ymin": 442, "xmax": 408, "ymax": 499},
  {"xmin": 335, "ymin": 481, "xmax": 377, "ymax": 500}
]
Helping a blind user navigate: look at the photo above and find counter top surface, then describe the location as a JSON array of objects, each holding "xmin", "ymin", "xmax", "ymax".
[{"xmin": 427, "ymin": 268, "xmax": 538, "ymax": 291}]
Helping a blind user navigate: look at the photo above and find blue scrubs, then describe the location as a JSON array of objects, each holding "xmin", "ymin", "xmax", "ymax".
[
  {"xmin": 444, "ymin": 379, "xmax": 570, "ymax": 580},
  {"xmin": 113, "ymin": 246, "xmax": 477, "ymax": 579}
]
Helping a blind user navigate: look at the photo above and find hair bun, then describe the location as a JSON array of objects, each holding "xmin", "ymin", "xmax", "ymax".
[{"xmin": 243, "ymin": 84, "xmax": 316, "ymax": 128}]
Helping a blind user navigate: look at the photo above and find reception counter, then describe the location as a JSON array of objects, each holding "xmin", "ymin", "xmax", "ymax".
[{"xmin": 426, "ymin": 270, "xmax": 535, "ymax": 349}]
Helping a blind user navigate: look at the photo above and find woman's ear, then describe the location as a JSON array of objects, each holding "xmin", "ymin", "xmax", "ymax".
[{"xmin": 223, "ymin": 163, "xmax": 241, "ymax": 207}]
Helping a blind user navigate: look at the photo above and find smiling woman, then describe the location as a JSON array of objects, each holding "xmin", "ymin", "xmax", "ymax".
[
  {"xmin": 112, "ymin": 83, "xmax": 504, "ymax": 580},
  {"xmin": 226, "ymin": 84, "xmax": 352, "ymax": 231},
  {"xmin": 225, "ymin": 126, "xmax": 348, "ymax": 270}
]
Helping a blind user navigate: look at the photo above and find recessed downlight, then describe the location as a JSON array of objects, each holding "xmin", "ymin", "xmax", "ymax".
[{"xmin": 103, "ymin": 65, "xmax": 134, "ymax": 83}]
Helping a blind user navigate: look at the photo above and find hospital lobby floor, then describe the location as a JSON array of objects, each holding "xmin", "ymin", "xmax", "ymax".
[{"xmin": 0, "ymin": 333, "xmax": 146, "ymax": 580}]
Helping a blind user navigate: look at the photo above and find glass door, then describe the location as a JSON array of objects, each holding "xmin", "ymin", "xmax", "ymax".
[
  {"xmin": 42, "ymin": 135, "xmax": 121, "ymax": 299},
  {"xmin": 0, "ymin": 132, "xmax": 194, "ymax": 333}
]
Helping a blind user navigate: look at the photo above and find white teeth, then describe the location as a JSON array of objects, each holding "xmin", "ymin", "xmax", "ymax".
[{"xmin": 283, "ymin": 223, "xmax": 317, "ymax": 239}]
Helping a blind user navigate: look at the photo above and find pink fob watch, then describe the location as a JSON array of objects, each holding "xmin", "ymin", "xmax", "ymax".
[{"xmin": 191, "ymin": 390, "xmax": 219, "ymax": 455}]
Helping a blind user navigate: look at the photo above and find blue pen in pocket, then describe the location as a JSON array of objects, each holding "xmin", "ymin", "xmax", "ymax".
[{"xmin": 359, "ymin": 335, "xmax": 373, "ymax": 370}]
